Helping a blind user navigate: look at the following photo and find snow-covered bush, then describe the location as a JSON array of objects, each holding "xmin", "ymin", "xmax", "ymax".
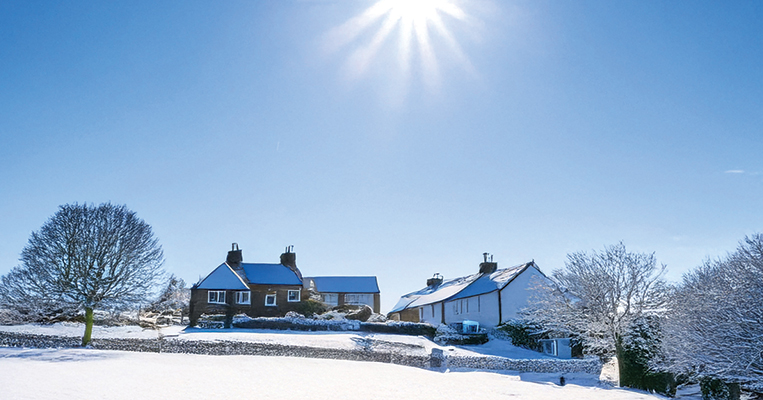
[
  {"xmin": 617, "ymin": 315, "xmax": 676, "ymax": 396},
  {"xmin": 145, "ymin": 275, "xmax": 189, "ymax": 315},
  {"xmin": 521, "ymin": 243, "xmax": 668, "ymax": 359},
  {"xmin": 433, "ymin": 324, "xmax": 488, "ymax": 345},
  {"xmin": 366, "ymin": 313, "xmax": 387, "ymax": 323},
  {"xmin": 295, "ymin": 299, "xmax": 328, "ymax": 317},
  {"xmin": 658, "ymin": 234, "xmax": 763, "ymax": 394},
  {"xmin": 494, "ymin": 320, "xmax": 543, "ymax": 351},
  {"xmin": 196, "ymin": 314, "xmax": 226, "ymax": 329}
]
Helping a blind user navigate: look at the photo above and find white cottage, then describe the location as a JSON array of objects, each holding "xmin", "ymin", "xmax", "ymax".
[{"xmin": 388, "ymin": 255, "xmax": 549, "ymax": 328}]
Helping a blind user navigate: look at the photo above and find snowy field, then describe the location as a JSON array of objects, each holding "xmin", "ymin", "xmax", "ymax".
[
  {"xmin": 0, "ymin": 322, "xmax": 554, "ymax": 359},
  {"xmin": 0, "ymin": 323, "xmax": 696, "ymax": 399},
  {"xmin": 0, "ymin": 347, "xmax": 665, "ymax": 400}
]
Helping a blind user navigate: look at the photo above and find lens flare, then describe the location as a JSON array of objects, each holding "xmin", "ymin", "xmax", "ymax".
[{"xmin": 324, "ymin": 0, "xmax": 475, "ymax": 90}]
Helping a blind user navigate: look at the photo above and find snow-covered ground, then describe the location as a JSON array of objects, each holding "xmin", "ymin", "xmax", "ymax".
[
  {"xmin": 0, "ymin": 322, "xmax": 554, "ymax": 359},
  {"xmin": 1, "ymin": 323, "xmax": 700, "ymax": 399},
  {"xmin": 0, "ymin": 321, "xmax": 161, "ymax": 339},
  {"xmin": 0, "ymin": 347, "xmax": 665, "ymax": 400}
]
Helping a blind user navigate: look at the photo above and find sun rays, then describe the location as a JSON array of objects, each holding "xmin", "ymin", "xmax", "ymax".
[{"xmin": 324, "ymin": 0, "xmax": 477, "ymax": 89}]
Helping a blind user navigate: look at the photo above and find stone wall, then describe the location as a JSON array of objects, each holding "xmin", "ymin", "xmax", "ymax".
[{"xmin": 0, "ymin": 331, "xmax": 600, "ymax": 374}]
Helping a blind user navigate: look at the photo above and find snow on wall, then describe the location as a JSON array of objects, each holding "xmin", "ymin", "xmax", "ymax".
[{"xmin": 0, "ymin": 331, "xmax": 601, "ymax": 374}]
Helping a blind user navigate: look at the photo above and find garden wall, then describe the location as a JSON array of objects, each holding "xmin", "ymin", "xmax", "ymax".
[{"xmin": 0, "ymin": 331, "xmax": 600, "ymax": 374}]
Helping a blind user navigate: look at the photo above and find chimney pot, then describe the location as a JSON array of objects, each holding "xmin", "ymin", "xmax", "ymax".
[
  {"xmin": 227, "ymin": 243, "xmax": 243, "ymax": 266},
  {"xmin": 280, "ymin": 245, "xmax": 302, "ymax": 280},
  {"xmin": 427, "ymin": 273, "xmax": 443, "ymax": 287},
  {"xmin": 479, "ymin": 253, "xmax": 498, "ymax": 274}
]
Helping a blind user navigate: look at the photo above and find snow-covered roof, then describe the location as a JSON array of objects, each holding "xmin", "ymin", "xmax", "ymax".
[
  {"xmin": 307, "ymin": 276, "xmax": 380, "ymax": 294},
  {"xmin": 390, "ymin": 262, "xmax": 537, "ymax": 313},
  {"xmin": 389, "ymin": 273, "xmax": 482, "ymax": 313},
  {"xmin": 241, "ymin": 263, "xmax": 302, "ymax": 285},
  {"xmin": 196, "ymin": 263, "xmax": 250, "ymax": 290},
  {"xmin": 449, "ymin": 263, "xmax": 531, "ymax": 301}
]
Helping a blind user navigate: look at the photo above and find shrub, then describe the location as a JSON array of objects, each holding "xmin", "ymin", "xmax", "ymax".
[
  {"xmin": 297, "ymin": 299, "xmax": 329, "ymax": 316},
  {"xmin": 700, "ymin": 378, "xmax": 741, "ymax": 400},
  {"xmin": 617, "ymin": 316, "xmax": 676, "ymax": 396},
  {"xmin": 496, "ymin": 320, "xmax": 542, "ymax": 350}
]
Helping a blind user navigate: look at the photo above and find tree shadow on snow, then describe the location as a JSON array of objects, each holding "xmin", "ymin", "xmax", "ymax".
[{"xmin": 0, "ymin": 347, "xmax": 120, "ymax": 362}]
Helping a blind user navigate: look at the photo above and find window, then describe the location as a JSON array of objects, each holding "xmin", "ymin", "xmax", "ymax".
[
  {"xmin": 288, "ymin": 290, "xmax": 301, "ymax": 302},
  {"xmin": 208, "ymin": 291, "xmax": 225, "ymax": 304},
  {"xmin": 419, "ymin": 307, "xmax": 424, "ymax": 321},
  {"xmin": 344, "ymin": 293, "xmax": 372, "ymax": 306},
  {"xmin": 322, "ymin": 293, "xmax": 338, "ymax": 307},
  {"xmin": 265, "ymin": 293, "xmax": 277, "ymax": 306},
  {"xmin": 236, "ymin": 291, "xmax": 250, "ymax": 304},
  {"xmin": 541, "ymin": 340, "xmax": 558, "ymax": 356}
]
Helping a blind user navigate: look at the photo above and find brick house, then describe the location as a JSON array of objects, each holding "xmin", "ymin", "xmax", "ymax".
[
  {"xmin": 189, "ymin": 244, "xmax": 306, "ymax": 326},
  {"xmin": 189, "ymin": 244, "xmax": 381, "ymax": 326}
]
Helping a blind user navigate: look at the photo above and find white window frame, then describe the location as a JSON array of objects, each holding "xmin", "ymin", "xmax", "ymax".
[
  {"xmin": 208, "ymin": 290, "xmax": 226, "ymax": 304},
  {"xmin": 236, "ymin": 291, "xmax": 250, "ymax": 305},
  {"xmin": 419, "ymin": 307, "xmax": 424, "ymax": 321},
  {"xmin": 287, "ymin": 290, "xmax": 301, "ymax": 302},
  {"xmin": 542, "ymin": 340, "xmax": 558, "ymax": 356},
  {"xmin": 265, "ymin": 293, "xmax": 277, "ymax": 306}
]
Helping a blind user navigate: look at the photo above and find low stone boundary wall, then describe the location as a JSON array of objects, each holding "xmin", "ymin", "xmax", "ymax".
[
  {"xmin": 0, "ymin": 331, "xmax": 600, "ymax": 374},
  {"xmin": 0, "ymin": 331, "xmax": 430, "ymax": 368},
  {"xmin": 447, "ymin": 355, "xmax": 602, "ymax": 374}
]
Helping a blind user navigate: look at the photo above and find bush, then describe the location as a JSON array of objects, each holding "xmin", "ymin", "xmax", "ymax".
[
  {"xmin": 434, "ymin": 324, "xmax": 488, "ymax": 345},
  {"xmin": 297, "ymin": 299, "xmax": 329, "ymax": 316},
  {"xmin": 617, "ymin": 316, "xmax": 676, "ymax": 396},
  {"xmin": 496, "ymin": 320, "xmax": 542, "ymax": 350},
  {"xmin": 701, "ymin": 378, "xmax": 741, "ymax": 400}
]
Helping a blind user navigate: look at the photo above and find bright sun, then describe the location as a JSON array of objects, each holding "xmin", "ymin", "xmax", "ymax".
[{"xmin": 324, "ymin": 0, "xmax": 475, "ymax": 89}]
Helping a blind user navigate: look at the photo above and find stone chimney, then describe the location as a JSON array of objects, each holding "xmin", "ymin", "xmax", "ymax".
[
  {"xmin": 479, "ymin": 252, "xmax": 498, "ymax": 274},
  {"xmin": 427, "ymin": 273, "xmax": 443, "ymax": 287},
  {"xmin": 226, "ymin": 243, "xmax": 246, "ymax": 280},
  {"xmin": 280, "ymin": 245, "xmax": 302, "ymax": 280}
]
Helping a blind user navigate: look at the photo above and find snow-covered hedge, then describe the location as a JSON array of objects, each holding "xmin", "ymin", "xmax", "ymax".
[{"xmin": 231, "ymin": 314, "xmax": 437, "ymax": 337}]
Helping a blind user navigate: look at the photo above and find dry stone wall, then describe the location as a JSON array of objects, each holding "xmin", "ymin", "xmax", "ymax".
[{"xmin": 0, "ymin": 331, "xmax": 600, "ymax": 374}]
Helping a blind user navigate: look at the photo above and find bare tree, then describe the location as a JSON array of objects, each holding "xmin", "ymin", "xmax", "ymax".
[
  {"xmin": 523, "ymin": 242, "xmax": 668, "ymax": 359},
  {"xmin": 0, "ymin": 203, "xmax": 164, "ymax": 345},
  {"xmin": 146, "ymin": 274, "xmax": 190, "ymax": 314},
  {"xmin": 658, "ymin": 234, "xmax": 763, "ymax": 392}
]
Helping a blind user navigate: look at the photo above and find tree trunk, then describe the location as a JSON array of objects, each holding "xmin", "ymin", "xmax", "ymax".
[{"xmin": 82, "ymin": 307, "xmax": 94, "ymax": 346}]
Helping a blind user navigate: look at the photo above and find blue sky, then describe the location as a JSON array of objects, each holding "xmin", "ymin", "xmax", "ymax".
[{"xmin": 1, "ymin": 0, "xmax": 761, "ymax": 313}]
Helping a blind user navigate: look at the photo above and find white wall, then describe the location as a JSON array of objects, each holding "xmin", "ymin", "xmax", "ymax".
[
  {"xmin": 418, "ymin": 303, "xmax": 442, "ymax": 325},
  {"xmin": 499, "ymin": 266, "xmax": 547, "ymax": 323},
  {"xmin": 444, "ymin": 291, "xmax": 500, "ymax": 328}
]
